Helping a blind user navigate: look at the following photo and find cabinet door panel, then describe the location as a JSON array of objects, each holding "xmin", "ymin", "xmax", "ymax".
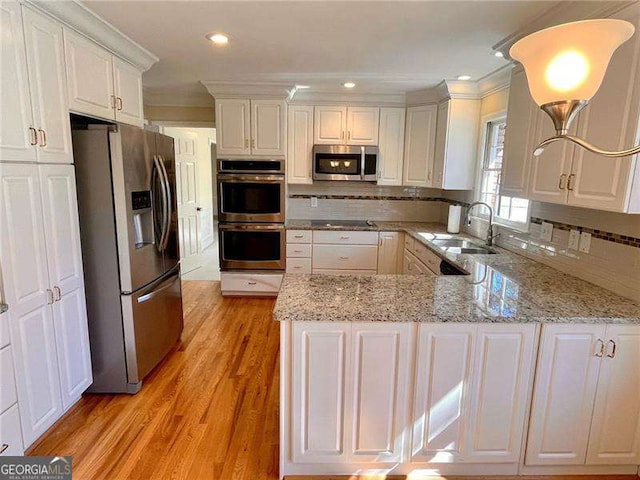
[
  {"xmin": 113, "ymin": 57, "xmax": 144, "ymax": 127},
  {"xmin": 38, "ymin": 165, "xmax": 84, "ymax": 301},
  {"xmin": 403, "ymin": 105, "xmax": 437, "ymax": 187},
  {"xmin": 22, "ymin": 7, "xmax": 72, "ymax": 164},
  {"xmin": 64, "ymin": 29, "xmax": 115, "ymax": 121},
  {"xmin": 292, "ymin": 322, "xmax": 349, "ymax": 463},
  {"xmin": 377, "ymin": 232, "xmax": 401, "ymax": 274},
  {"xmin": 251, "ymin": 99, "xmax": 285, "ymax": 155},
  {"xmin": 0, "ymin": 1, "xmax": 36, "ymax": 163},
  {"xmin": 412, "ymin": 324, "xmax": 474, "ymax": 462},
  {"xmin": 215, "ymin": 99, "xmax": 250, "ymax": 156},
  {"xmin": 377, "ymin": 107, "xmax": 405, "ymax": 186},
  {"xmin": 346, "ymin": 107, "xmax": 379, "ymax": 145},
  {"xmin": 567, "ymin": 6, "xmax": 640, "ymax": 212},
  {"xmin": 314, "ymin": 106, "xmax": 347, "ymax": 144},
  {"xmin": 52, "ymin": 287, "xmax": 92, "ymax": 409},
  {"xmin": 465, "ymin": 325, "xmax": 536, "ymax": 463},
  {"xmin": 501, "ymin": 69, "xmax": 538, "ymax": 197},
  {"xmin": 10, "ymin": 304, "xmax": 62, "ymax": 447},
  {"xmin": 526, "ymin": 324, "xmax": 605, "ymax": 466},
  {"xmin": 287, "ymin": 105, "xmax": 313, "ymax": 184},
  {"xmin": 349, "ymin": 323, "xmax": 412, "ymax": 463},
  {"xmin": 587, "ymin": 325, "xmax": 640, "ymax": 465},
  {"xmin": 0, "ymin": 165, "xmax": 50, "ymax": 320}
]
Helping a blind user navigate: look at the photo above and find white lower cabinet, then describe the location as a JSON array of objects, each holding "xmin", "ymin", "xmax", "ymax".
[
  {"xmin": 377, "ymin": 232, "xmax": 402, "ymax": 274},
  {"xmin": 526, "ymin": 323, "xmax": 640, "ymax": 469},
  {"xmin": 0, "ymin": 163, "xmax": 92, "ymax": 447},
  {"xmin": 0, "ymin": 404, "xmax": 24, "ymax": 456}
]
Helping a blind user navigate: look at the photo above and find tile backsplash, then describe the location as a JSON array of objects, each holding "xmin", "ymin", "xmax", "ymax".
[{"xmin": 440, "ymin": 190, "xmax": 640, "ymax": 302}]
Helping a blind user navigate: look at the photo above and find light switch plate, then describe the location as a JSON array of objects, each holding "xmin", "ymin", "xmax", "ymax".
[
  {"xmin": 568, "ymin": 230, "xmax": 581, "ymax": 250},
  {"xmin": 311, "ymin": 196, "xmax": 318, "ymax": 208},
  {"xmin": 540, "ymin": 221, "xmax": 554, "ymax": 242},
  {"xmin": 579, "ymin": 232, "xmax": 592, "ymax": 253}
]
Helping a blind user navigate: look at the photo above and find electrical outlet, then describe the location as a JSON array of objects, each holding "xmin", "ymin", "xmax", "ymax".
[
  {"xmin": 568, "ymin": 230, "xmax": 581, "ymax": 250},
  {"xmin": 310, "ymin": 196, "xmax": 318, "ymax": 208},
  {"xmin": 579, "ymin": 232, "xmax": 592, "ymax": 253},
  {"xmin": 540, "ymin": 221, "xmax": 554, "ymax": 242}
]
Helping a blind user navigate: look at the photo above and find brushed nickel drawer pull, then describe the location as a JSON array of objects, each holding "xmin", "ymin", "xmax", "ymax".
[
  {"xmin": 567, "ymin": 173, "xmax": 576, "ymax": 191},
  {"xmin": 53, "ymin": 286, "xmax": 61, "ymax": 302},
  {"xmin": 339, "ymin": 256, "xmax": 349, "ymax": 260},
  {"xmin": 29, "ymin": 127, "xmax": 38, "ymax": 145},
  {"xmin": 0, "ymin": 443, "xmax": 8, "ymax": 454},
  {"xmin": 606, "ymin": 339, "xmax": 617, "ymax": 358},
  {"xmin": 594, "ymin": 338, "xmax": 605, "ymax": 357},
  {"xmin": 38, "ymin": 129, "xmax": 47, "ymax": 147},
  {"xmin": 244, "ymin": 139, "xmax": 249, "ymax": 148},
  {"xmin": 247, "ymin": 281, "xmax": 257, "ymax": 285},
  {"xmin": 117, "ymin": 97, "xmax": 123, "ymax": 111},
  {"xmin": 340, "ymin": 235, "xmax": 350, "ymax": 240},
  {"xmin": 294, "ymin": 234, "xmax": 304, "ymax": 238},
  {"xmin": 46, "ymin": 288, "xmax": 54, "ymax": 305},
  {"xmin": 558, "ymin": 174, "xmax": 567, "ymax": 190}
]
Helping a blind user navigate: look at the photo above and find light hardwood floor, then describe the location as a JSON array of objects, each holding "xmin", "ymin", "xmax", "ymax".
[{"xmin": 29, "ymin": 281, "xmax": 637, "ymax": 480}]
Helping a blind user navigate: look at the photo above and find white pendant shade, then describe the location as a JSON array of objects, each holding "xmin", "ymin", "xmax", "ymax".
[{"xmin": 510, "ymin": 19, "xmax": 635, "ymax": 106}]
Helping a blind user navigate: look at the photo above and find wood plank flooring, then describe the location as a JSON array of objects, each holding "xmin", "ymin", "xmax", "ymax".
[{"xmin": 29, "ymin": 281, "xmax": 637, "ymax": 480}]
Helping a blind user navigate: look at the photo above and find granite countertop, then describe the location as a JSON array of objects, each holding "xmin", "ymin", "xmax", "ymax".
[{"xmin": 274, "ymin": 221, "xmax": 640, "ymax": 324}]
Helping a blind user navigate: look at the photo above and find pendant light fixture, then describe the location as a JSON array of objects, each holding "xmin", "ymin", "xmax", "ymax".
[{"xmin": 510, "ymin": 19, "xmax": 640, "ymax": 157}]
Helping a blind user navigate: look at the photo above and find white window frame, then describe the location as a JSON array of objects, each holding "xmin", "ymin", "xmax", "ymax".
[{"xmin": 474, "ymin": 111, "xmax": 530, "ymax": 232}]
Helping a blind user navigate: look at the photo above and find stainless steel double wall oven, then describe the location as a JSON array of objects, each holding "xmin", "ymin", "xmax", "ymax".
[{"xmin": 217, "ymin": 158, "xmax": 286, "ymax": 271}]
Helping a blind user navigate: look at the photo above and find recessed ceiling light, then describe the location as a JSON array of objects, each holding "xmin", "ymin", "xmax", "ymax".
[
  {"xmin": 207, "ymin": 33, "xmax": 229, "ymax": 45},
  {"xmin": 494, "ymin": 51, "xmax": 504, "ymax": 58},
  {"xmin": 295, "ymin": 85, "xmax": 311, "ymax": 89},
  {"xmin": 343, "ymin": 82, "xmax": 356, "ymax": 88},
  {"xmin": 457, "ymin": 75, "xmax": 472, "ymax": 81}
]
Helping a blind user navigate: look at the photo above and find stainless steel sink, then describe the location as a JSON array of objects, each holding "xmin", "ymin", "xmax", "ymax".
[{"xmin": 431, "ymin": 238, "xmax": 497, "ymax": 255}]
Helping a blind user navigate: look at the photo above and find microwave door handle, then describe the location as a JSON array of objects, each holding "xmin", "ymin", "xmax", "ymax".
[{"xmin": 360, "ymin": 146, "xmax": 366, "ymax": 181}]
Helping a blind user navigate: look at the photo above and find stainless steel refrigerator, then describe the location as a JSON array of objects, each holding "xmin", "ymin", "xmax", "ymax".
[{"xmin": 72, "ymin": 122, "xmax": 183, "ymax": 393}]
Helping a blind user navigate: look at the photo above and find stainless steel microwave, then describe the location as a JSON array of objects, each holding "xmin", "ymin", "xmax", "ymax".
[{"xmin": 313, "ymin": 145, "xmax": 378, "ymax": 182}]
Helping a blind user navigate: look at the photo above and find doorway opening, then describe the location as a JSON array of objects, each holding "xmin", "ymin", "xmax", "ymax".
[{"xmin": 161, "ymin": 126, "xmax": 219, "ymax": 281}]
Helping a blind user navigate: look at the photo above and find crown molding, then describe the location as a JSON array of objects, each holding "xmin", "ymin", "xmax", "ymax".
[
  {"xmin": 477, "ymin": 65, "xmax": 512, "ymax": 98},
  {"xmin": 24, "ymin": 0, "xmax": 158, "ymax": 71},
  {"xmin": 289, "ymin": 90, "xmax": 406, "ymax": 107},
  {"xmin": 144, "ymin": 87, "xmax": 214, "ymax": 108},
  {"xmin": 493, "ymin": 0, "xmax": 635, "ymax": 60},
  {"xmin": 202, "ymin": 81, "xmax": 291, "ymax": 100}
]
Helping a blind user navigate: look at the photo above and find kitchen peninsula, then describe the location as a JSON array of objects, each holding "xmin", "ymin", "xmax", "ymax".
[{"xmin": 274, "ymin": 224, "xmax": 640, "ymax": 479}]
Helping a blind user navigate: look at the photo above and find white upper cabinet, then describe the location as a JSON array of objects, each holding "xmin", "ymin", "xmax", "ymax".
[
  {"xmin": 314, "ymin": 106, "xmax": 348, "ymax": 144},
  {"xmin": 500, "ymin": 68, "xmax": 539, "ymax": 198},
  {"xmin": 403, "ymin": 105, "xmax": 437, "ymax": 187},
  {"xmin": 287, "ymin": 105, "xmax": 314, "ymax": 184},
  {"xmin": 432, "ymin": 98, "xmax": 480, "ymax": 190},
  {"xmin": 216, "ymin": 98, "xmax": 284, "ymax": 157},
  {"xmin": 64, "ymin": 29, "xmax": 115, "ymax": 121},
  {"xmin": 377, "ymin": 107, "xmax": 405, "ymax": 186},
  {"xmin": 345, "ymin": 107, "xmax": 379, "ymax": 145},
  {"xmin": 215, "ymin": 99, "xmax": 251, "ymax": 156},
  {"xmin": 251, "ymin": 99, "xmax": 286, "ymax": 156},
  {"xmin": 314, "ymin": 106, "xmax": 379, "ymax": 145},
  {"xmin": 586, "ymin": 325, "xmax": 640, "ymax": 465},
  {"xmin": 22, "ymin": 7, "xmax": 73, "ymax": 164},
  {"xmin": 113, "ymin": 57, "xmax": 144, "ymax": 127},
  {"xmin": 64, "ymin": 28, "xmax": 144, "ymax": 127},
  {"xmin": 0, "ymin": 1, "xmax": 36, "ymax": 163}
]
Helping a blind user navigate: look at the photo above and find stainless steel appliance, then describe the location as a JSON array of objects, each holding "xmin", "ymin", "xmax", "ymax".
[
  {"xmin": 219, "ymin": 223, "xmax": 286, "ymax": 270},
  {"xmin": 217, "ymin": 158, "xmax": 285, "ymax": 223},
  {"xmin": 313, "ymin": 144, "xmax": 378, "ymax": 181},
  {"xmin": 72, "ymin": 121, "xmax": 183, "ymax": 394}
]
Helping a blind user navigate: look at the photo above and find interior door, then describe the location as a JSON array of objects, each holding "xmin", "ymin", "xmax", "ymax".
[
  {"xmin": 0, "ymin": 1, "xmax": 37, "ymax": 163},
  {"xmin": 22, "ymin": 7, "xmax": 72, "ymax": 164}
]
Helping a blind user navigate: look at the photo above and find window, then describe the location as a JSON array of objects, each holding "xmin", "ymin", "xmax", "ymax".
[{"xmin": 478, "ymin": 118, "xmax": 529, "ymax": 227}]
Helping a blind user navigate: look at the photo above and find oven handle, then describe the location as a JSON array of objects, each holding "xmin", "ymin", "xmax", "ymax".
[
  {"xmin": 218, "ymin": 174, "xmax": 284, "ymax": 183},
  {"xmin": 219, "ymin": 223, "xmax": 285, "ymax": 231},
  {"xmin": 360, "ymin": 146, "xmax": 366, "ymax": 181}
]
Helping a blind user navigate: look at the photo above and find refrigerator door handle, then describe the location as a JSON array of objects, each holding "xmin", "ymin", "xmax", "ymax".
[
  {"xmin": 157, "ymin": 155, "xmax": 172, "ymax": 251},
  {"xmin": 137, "ymin": 272, "xmax": 180, "ymax": 304},
  {"xmin": 152, "ymin": 155, "xmax": 169, "ymax": 252}
]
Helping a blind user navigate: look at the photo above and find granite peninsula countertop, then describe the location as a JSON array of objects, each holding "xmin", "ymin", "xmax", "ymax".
[{"xmin": 274, "ymin": 221, "xmax": 640, "ymax": 324}]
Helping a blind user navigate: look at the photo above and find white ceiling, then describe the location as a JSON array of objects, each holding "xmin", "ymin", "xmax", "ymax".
[{"xmin": 80, "ymin": 1, "xmax": 620, "ymax": 106}]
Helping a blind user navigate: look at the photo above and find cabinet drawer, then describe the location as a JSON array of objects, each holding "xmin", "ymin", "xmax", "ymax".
[
  {"xmin": 287, "ymin": 244, "xmax": 312, "ymax": 258},
  {"xmin": 403, "ymin": 250, "xmax": 435, "ymax": 276},
  {"xmin": 313, "ymin": 245, "xmax": 378, "ymax": 270},
  {"xmin": 286, "ymin": 258, "xmax": 311, "ymax": 274},
  {"xmin": 0, "ymin": 347, "xmax": 17, "ymax": 414},
  {"xmin": 404, "ymin": 235, "xmax": 414, "ymax": 251},
  {"xmin": 286, "ymin": 230, "xmax": 312, "ymax": 244},
  {"xmin": 0, "ymin": 312, "xmax": 9, "ymax": 349},
  {"xmin": 0, "ymin": 404, "xmax": 23, "ymax": 456},
  {"xmin": 411, "ymin": 241, "xmax": 441, "ymax": 275},
  {"xmin": 313, "ymin": 269, "xmax": 377, "ymax": 275},
  {"xmin": 313, "ymin": 230, "xmax": 379, "ymax": 245},
  {"xmin": 220, "ymin": 273, "xmax": 283, "ymax": 296}
]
